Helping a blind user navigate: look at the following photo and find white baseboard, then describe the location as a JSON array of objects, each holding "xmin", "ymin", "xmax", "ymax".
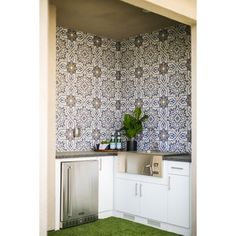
[
  {"xmin": 112, "ymin": 210, "xmax": 191, "ymax": 236},
  {"xmin": 98, "ymin": 210, "xmax": 113, "ymax": 219}
]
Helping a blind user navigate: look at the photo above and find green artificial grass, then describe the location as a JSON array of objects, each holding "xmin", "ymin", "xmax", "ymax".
[{"xmin": 48, "ymin": 217, "xmax": 179, "ymax": 236}]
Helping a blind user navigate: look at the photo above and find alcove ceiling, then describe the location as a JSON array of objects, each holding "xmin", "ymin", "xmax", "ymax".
[{"xmin": 50, "ymin": 0, "xmax": 179, "ymax": 40}]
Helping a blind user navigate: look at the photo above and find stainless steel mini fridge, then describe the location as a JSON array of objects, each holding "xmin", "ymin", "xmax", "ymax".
[{"xmin": 60, "ymin": 160, "xmax": 98, "ymax": 228}]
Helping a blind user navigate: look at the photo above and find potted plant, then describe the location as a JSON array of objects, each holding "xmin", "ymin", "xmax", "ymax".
[
  {"xmin": 120, "ymin": 107, "xmax": 148, "ymax": 151},
  {"xmin": 99, "ymin": 140, "xmax": 110, "ymax": 150}
]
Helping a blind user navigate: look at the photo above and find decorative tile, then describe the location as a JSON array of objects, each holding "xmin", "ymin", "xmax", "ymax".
[
  {"xmin": 158, "ymin": 29, "xmax": 169, "ymax": 42},
  {"xmin": 168, "ymin": 107, "xmax": 187, "ymax": 130},
  {"xmin": 115, "ymin": 71, "xmax": 121, "ymax": 80},
  {"xmin": 134, "ymin": 35, "xmax": 143, "ymax": 47},
  {"xmin": 93, "ymin": 36, "xmax": 102, "ymax": 47},
  {"xmin": 66, "ymin": 62, "xmax": 77, "ymax": 74},
  {"xmin": 67, "ymin": 29, "xmax": 77, "ymax": 42},
  {"xmin": 159, "ymin": 96, "xmax": 169, "ymax": 108},
  {"xmin": 168, "ymin": 71, "xmax": 189, "ymax": 96},
  {"xmin": 143, "ymin": 45, "xmax": 159, "ymax": 65},
  {"xmin": 134, "ymin": 67, "xmax": 144, "ymax": 79},
  {"xmin": 92, "ymin": 98, "xmax": 102, "ymax": 109},
  {"xmin": 143, "ymin": 77, "xmax": 159, "ymax": 98},
  {"xmin": 92, "ymin": 128, "xmax": 101, "ymax": 140},
  {"xmin": 102, "ymin": 80, "xmax": 116, "ymax": 98},
  {"xmin": 66, "ymin": 95, "xmax": 76, "ymax": 108},
  {"xmin": 92, "ymin": 66, "xmax": 102, "ymax": 78},
  {"xmin": 121, "ymin": 78, "xmax": 135, "ymax": 99},
  {"xmin": 65, "ymin": 129, "xmax": 74, "ymax": 141},
  {"xmin": 115, "ymin": 41, "xmax": 121, "ymax": 51},
  {"xmin": 158, "ymin": 62, "xmax": 169, "ymax": 75},
  {"xmin": 158, "ymin": 129, "xmax": 169, "ymax": 141},
  {"xmin": 121, "ymin": 49, "xmax": 135, "ymax": 69},
  {"xmin": 56, "ymin": 24, "xmax": 191, "ymax": 153},
  {"xmin": 135, "ymin": 98, "xmax": 144, "ymax": 108},
  {"xmin": 102, "ymin": 50, "xmax": 116, "ymax": 69},
  {"xmin": 77, "ymin": 44, "xmax": 93, "ymax": 64},
  {"xmin": 115, "ymin": 100, "xmax": 121, "ymax": 110}
]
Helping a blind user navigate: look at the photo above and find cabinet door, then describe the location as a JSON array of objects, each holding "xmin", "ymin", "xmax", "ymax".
[
  {"xmin": 140, "ymin": 182, "xmax": 168, "ymax": 222},
  {"xmin": 168, "ymin": 174, "xmax": 190, "ymax": 228},
  {"xmin": 115, "ymin": 178, "xmax": 139, "ymax": 215},
  {"xmin": 99, "ymin": 156, "xmax": 114, "ymax": 213}
]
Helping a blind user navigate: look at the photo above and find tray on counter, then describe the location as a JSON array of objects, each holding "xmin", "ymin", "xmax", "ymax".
[{"xmin": 94, "ymin": 149, "xmax": 124, "ymax": 152}]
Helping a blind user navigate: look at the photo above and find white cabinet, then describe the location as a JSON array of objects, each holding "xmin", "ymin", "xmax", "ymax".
[
  {"xmin": 167, "ymin": 161, "xmax": 190, "ymax": 228},
  {"xmin": 98, "ymin": 156, "xmax": 114, "ymax": 213},
  {"xmin": 114, "ymin": 160, "xmax": 191, "ymax": 231},
  {"xmin": 115, "ymin": 178, "xmax": 139, "ymax": 215},
  {"xmin": 140, "ymin": 182, "xmax": 168, "ymax": 222},
  {"xmin": 115, "ymin": 177, "xmax": 168, "ymax": 222}
]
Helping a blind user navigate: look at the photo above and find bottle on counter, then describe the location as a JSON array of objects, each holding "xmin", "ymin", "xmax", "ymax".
[
  {"xmin": 116, "ymin": 131, "xmax": 122, "ymax": 150},
  {"xmin": 110, "ymin": 132, "xmax": 116, "ymax": 150}
]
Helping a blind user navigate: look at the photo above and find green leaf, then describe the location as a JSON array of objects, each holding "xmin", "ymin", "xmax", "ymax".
[{"xmin": 133, "ymin": 107, "xmax": 141, "ymax": 119}]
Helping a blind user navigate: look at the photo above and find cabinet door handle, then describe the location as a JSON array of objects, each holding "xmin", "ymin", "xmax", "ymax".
[
  {"xmin": 99, "ymin": 159, "xmax": 102, "ymax": 171},
  {"xmin": 135, "ymin": 183, "xmax": 138, "ymax": 196},
  {"xmin": 171, "ymin": 166, "xmax": 183, "ymax": 170},
  {"xmin": 168, "ymin": 176, "xmax": 171, "ymax": 190},
  {"xmin": 140, "ymin": 184, "xmax": 142, "ymax": 197}
]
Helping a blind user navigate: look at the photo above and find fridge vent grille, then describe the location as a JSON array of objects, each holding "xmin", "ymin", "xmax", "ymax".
[{"xmin": 61, "ymin": 214, "xmax": 98, "ymax": 228}]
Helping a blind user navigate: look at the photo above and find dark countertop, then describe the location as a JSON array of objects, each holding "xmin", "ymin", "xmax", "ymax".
[
  {"xmin": 56, "ymin": 151, "xmax": 191, "ymax": 162},
  {"xmin": 120, "ymin": 151, "xmax": 191, "ymax": 162},
  {"xmin": 56, "ymin": 151, "xmax": 118, "ymax": 159},
  {"xmin": 162, "ymin": 154, "xmax": 191, "ymax": 162}
]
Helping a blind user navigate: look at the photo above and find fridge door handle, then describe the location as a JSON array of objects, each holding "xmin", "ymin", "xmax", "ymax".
[{"xmin": 67, "ymin": 166, "xmax": 72, "ymax": 217}]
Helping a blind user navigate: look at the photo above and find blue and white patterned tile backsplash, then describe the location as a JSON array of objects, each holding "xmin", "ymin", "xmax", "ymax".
[{"xmin": 56, "ymin": 24, "xmax": 191, "ymax": 153}]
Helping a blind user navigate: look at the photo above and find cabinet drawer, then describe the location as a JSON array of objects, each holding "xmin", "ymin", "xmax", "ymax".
[{"xmin": 167, "ymin": 161, "xmax": 190, "ymax": 176}]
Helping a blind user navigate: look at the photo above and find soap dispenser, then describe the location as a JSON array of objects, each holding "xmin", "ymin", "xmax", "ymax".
[
  {"xmin": 110, "ymin": 132, "xmax": 116, "ymax": 150},
  {"xmin": 116, "ymin": 131, "xmax": 122, "ymax": 150}
]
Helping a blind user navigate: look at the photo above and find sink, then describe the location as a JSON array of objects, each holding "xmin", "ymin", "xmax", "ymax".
[{"xmin": 118, "ymin": 152, "xmax": 163, "ymax": 177}]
